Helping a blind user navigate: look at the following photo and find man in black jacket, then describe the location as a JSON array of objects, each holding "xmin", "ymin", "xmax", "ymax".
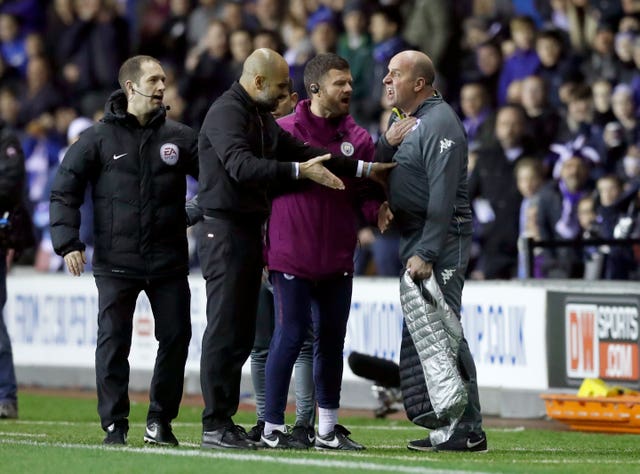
[
  {"xmin": 197, "ymin": 48, "xmax": 394, "ymax": 449},
  {"xmin": 0, "ymin": 120, "xmax": 33, "ymax": 419},
  {"xmin": 50, "ymin": 55, "xmax": 199, "ymax": 446}
]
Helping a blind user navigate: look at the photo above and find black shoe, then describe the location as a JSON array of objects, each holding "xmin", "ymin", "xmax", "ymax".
[
  {"xmin": 434, "ymin": 432, "xmax": 488, "ymax": 453},
  {"xmin": 246, "ymin": 420, "xmax": 265, "ymax": 443},
  {"xmin": 261, "ymin": 428, "xmax": 309, "ymax": 450},
  {"xmin": 315, "ymin": 424, "xmax": 365, "ymax": 451},
  {"xmin": 144, "ymin": 420, "xmax": 179, "ymax": 446},
  {"xmin": 0, "ymin": 401, "xmax": 18, "ymax": 419},
  {"xmin": 407, "ymin": 436, "xmax": 435, "ymax": 452},
  {"xmin": 202, "ymin": 424, "xmax": 257, "ymax": 450},
  {"xmin": 103, "ymin": 421, "xmax": 128, "ymax": 445},
  {"xmin": 291, "ymin": 424, "xmax": 315, "ymax": 448}
]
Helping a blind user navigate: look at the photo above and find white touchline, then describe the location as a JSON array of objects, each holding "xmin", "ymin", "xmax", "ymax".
[{"xmin": 0, "ymin": 438, "xmax": 489, "ymax": 474}]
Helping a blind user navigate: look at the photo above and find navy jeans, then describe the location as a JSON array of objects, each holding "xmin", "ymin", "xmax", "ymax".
[
  {"xmin": 0, "ymin": 250, "xmax": 17, "ymax": 402},
  {"xmin": 264, "ymin": 271, "xmax": 352, "ymax": 425}
]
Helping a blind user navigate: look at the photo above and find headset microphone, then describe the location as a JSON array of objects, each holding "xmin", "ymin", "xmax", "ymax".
[{"xmin": 133, "ymin": 89, "xmax": 155, "ymax": 98}]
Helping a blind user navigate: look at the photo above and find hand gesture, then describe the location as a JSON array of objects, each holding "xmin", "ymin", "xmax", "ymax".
[
  {"xmin": 299, "ymin": 154, "xmax": 345, "ymax": 190},
  {"xmin": 64, "ymin": 250, "xmax": 87, "ymax": 276},
  {"xmin": 385, "ymin": 116, "xmax": 418, "ymax": 146},
  {"xmin": 368, "ymin": 161, "xmax": 397, "ymax": 189},
  {"xmin": 377, "ymin": 201, "xmax": 394, "ymax": 233},
  {"xmin": 406, "ymin": 254, "xmax": 432, "ymax": 280}
]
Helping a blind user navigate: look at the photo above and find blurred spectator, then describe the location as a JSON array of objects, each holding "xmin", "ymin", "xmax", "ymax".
[
  {"xmin": 464, "ymin": 41, "xmax": 503, "ymax": 107},
  {"xmin": 140, "ymin": 0, "xmax": 192, "ymax": 74},
  {"xmin": 498, "ymin": 16, "xmax": 540, "ymax": 105},
  {"xmin": 614, "ymin": 30, "xmax": 636, "ymax": 84},
  {"xmin": 253, "ymin": 28, "xmax": 283, "ymax": 52},
  {"xmin": 181, "ymin": 19, "xmax": 234, "ymax": 128},
  {"xmin": 591, "ymin": 78, "xmax": 615, "ymax": 127},
  {"xmin": 17, "ymin": 56, "xmax": 64, "ymax": 128},
  {"xmin": 254, "ymin": 0, "xmax": 283, "ymax": 32},
  {"xmin": 56, "ymin": 0, "xmax": 129, "ymax": 117},
  {"xmin": 219, "ymin": 0, "xmax": 259, "ymax": 32},
  {"xmin": 229, "ymin": 29, "xmax": 254, "ymax": 80},
  {"xmin": 0, "ymin": 88, "xmax": 20, "ymax": 129},
  {"xmin": 337, "ymin": 0, "xmax": 372, "ymax": 127},
  {"xmin": 515, "ymin": 157, "xmax": 545, "ymax": 278},
  {"xmin": 566, "ymin": 0, "xmax": 599, "ymax": 54},
  {"xmin": 537, "ymin": 142, "xmax": 595, "ymax": 277},
  {"xmin": 0, "ymin": 55, "xmax": 20, "ymax": 94},
  {"xmin": 535, "ymin": 27, "xmax": 577, "ymax": 108},
  {"xmin": 187, "ymin": 0, "xmax": 222, "ymax": 48},
  {"xmin": 554, "ymin": 83, "xmax": 602, "ymax": 150},
  {"xmin": 362, "ymin": 6, "xmax": 412, "ymax": 129},
  {"xmin": 520, "ymin": 74, "xmax": 560, "ymax": 150},
  {"xmin": 309, "ymin": 15, "xmax": 338, "ymax": 54},
  {"xmin": 580, "ymin": 22, "xmax": 621, "ymax": 84},
  {"xmin": 0, "ymin": 13, "xmax": 28, "ymax": 76},
  {"xmin": 469, "ymin": 105, "xmax": 541, "ymax": 279},
  {"xmin": 402, "ymin": 0, "xmax": 453, "ymax": 85},
  {"xmin": 459, "ymin": 81, "xmax": 495, "ymax": 150}
]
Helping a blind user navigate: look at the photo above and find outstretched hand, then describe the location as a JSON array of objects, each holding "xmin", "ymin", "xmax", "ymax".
[
  {"xmin": 378, "ymin": 201, "xmax": 394, "ymax": 233},
  {"xmin": 299, "ymin": 154, "xmax": 345, "ymax": 190}
]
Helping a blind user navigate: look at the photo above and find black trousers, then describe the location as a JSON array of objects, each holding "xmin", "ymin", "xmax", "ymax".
[
  {"xmin": 94, "ymin": 275, "xmax": 191, "ymax": 430},
  {"xmin": 197, "ymin": 217, "xmax": 263, "ymax": 430}
]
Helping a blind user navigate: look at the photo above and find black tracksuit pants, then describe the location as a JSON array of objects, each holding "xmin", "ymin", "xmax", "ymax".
[
  {"xmin": 197, "ymin": 216, "xmax": 263, "ymax": 431},
  {"xmin": 94, "ymin": 275, "xmax": 191, "ymax": 430}
]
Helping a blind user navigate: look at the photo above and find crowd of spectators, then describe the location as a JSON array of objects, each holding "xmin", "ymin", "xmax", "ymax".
[{"xmin": 2, "ymin": 0, "xmax": 640, "ymax": 281}]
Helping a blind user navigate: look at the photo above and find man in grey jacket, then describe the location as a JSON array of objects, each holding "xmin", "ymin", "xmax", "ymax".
[{"xmin": 377, "ymin": 50, "xmax": 486, "ymax": 452}]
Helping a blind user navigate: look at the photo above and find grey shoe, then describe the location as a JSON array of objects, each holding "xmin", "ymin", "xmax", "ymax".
[
  {"xmin": 202, "ymin": 424, "xmax": 257, "ymax": 450},
  {"xmin": 0, "ymin": 401, "xmax": 18, "ymax": 419}
]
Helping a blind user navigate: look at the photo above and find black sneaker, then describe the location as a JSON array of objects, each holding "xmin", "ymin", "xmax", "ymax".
[
  {"xmin": 315, "ymin": 424, "xmax": 365, "ymax": 451},
  {"xmin": 434, "ymin": 432, "xmax": 488, "ymax": 453},
  {"xmin": 103, "ymin": 421, "xmax": 128, "ymax": 445},
  {"xmin": 246, "ymin": 420, "xmax": 265, "ymax": 443},
  {"xmin": 407, "ymin": 436, "xmax": 435, "ymax": 452},
  {"xmin": 144, "ymin": 420, "xmax": 179, "ymax": 446},
  {"xmin": 261, "ymin": 428, "xmax": 309, "ymax": 450},
  {"xmin": 0, "ymin": 401, "xmax": 18, "ymax": 419},
  {"xmin": 202, "ymin": 424, "xmax": 256, "ymax": 450},
  {"xmin": 291, "ymin": 424, "xmax": 316, "ymax": 448}
]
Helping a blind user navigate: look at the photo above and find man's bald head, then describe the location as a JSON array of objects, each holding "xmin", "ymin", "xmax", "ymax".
[
  {"xmin": 241, "ymin": 48, "xmax": 288, "ymax": 82},
  {"xmin": 239, "ymin": 48, "xmax": 291, "ymax": 112},
  {"xmin": 384, "ymin": 50, "xmax": 436, "ymax": 114}
]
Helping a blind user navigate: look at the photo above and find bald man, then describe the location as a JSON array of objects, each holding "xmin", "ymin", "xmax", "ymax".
[
  {"xmin": 377, "ymin": 50, "xmax": 487, "ymax": 452},
  {"xmin": 197, "ymin": 48, "xmax": 393, "ymax": 449}
]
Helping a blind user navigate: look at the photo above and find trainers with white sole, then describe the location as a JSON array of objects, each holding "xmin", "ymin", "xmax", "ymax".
[{"xmin": 315, "ymin": 424, "xmax": 365, "ymax": 451}]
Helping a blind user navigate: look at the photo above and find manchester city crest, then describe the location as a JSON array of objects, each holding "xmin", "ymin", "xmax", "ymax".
[{"xmin": 340, "ymin": 141, "xmax": 354, "ymax": 156}]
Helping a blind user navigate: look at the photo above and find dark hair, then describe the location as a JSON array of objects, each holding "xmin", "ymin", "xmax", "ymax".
[
  {"xmin": 118, "ymin": 55, "xmax": 160, "ymax": 90},
  {"xmin": 303, "ymin": 53, "xmax": 349, "ymax": 96},
  {"xmin": 371, "ymin": 6, "xmax": 404, "ymax": 30}
]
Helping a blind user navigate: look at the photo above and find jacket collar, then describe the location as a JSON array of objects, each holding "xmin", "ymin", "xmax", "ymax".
[
  {"xmin": 292, "ymin": 99, "xmax": 355, "ymax": 143},
  {"xmin": 101, "ymin": 89, "xmax": 167, "ymax": 128}
]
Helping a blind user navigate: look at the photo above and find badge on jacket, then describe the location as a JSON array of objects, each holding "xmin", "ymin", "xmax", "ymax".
[
  {"xmin": 340, "ymin": 141, "xmax": 354, "ymax": 157},
  {"xmin": 160, "ymin": 143, "xmax": 179, "ymax": 165}
]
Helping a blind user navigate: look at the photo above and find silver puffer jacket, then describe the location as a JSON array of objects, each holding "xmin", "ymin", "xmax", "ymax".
[{"xmin": 399, "ymin": 271, "xmax": 468, "ymax": 443}]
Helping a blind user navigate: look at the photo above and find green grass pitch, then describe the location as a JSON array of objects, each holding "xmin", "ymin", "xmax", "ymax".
[{"xmin": 1, "ymin": 391, "xmax": 639, "ymax": 474}]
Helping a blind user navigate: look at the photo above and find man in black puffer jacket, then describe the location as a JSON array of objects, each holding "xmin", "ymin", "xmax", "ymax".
[{"xmin": 50, "ymin": 55, "xmax": 198, "ymax": 447}]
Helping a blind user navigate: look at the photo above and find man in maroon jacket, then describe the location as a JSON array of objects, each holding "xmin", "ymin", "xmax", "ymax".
[{"xmin": 261, "ymin": 53, "xmax": 385, "ymax": 450}]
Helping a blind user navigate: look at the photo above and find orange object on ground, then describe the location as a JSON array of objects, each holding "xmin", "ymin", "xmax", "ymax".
[{"xmin": 541, "ymin": 393, "xmax": 640, "ymax": 434}]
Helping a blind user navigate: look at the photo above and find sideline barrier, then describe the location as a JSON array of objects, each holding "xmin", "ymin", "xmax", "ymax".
[{"xmin": 5, "ymin": 272, "xmax": 639, "ymax": 414}]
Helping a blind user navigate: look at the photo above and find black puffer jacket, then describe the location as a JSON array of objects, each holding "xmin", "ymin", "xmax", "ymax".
[{"xmin": 50, "ymin": 90, "xmax": 199, "ymax": 278}]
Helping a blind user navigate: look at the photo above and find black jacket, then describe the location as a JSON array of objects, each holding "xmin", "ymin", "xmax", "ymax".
[
  {"xmin": 197, "ymin": 82, "xmax": 357, "ymax": 221},
  {"xmin": 50, "ymin": 90, "xmax": 199, "ymax": 278},
  {"xmin": 0, "ymin": 121, "xmax": 34, "ymax": 255}
]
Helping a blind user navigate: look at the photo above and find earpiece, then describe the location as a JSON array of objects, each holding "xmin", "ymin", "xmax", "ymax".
[{"xmin": 310, "ymin": 83, "xmax": 319, "ymax": 94}]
